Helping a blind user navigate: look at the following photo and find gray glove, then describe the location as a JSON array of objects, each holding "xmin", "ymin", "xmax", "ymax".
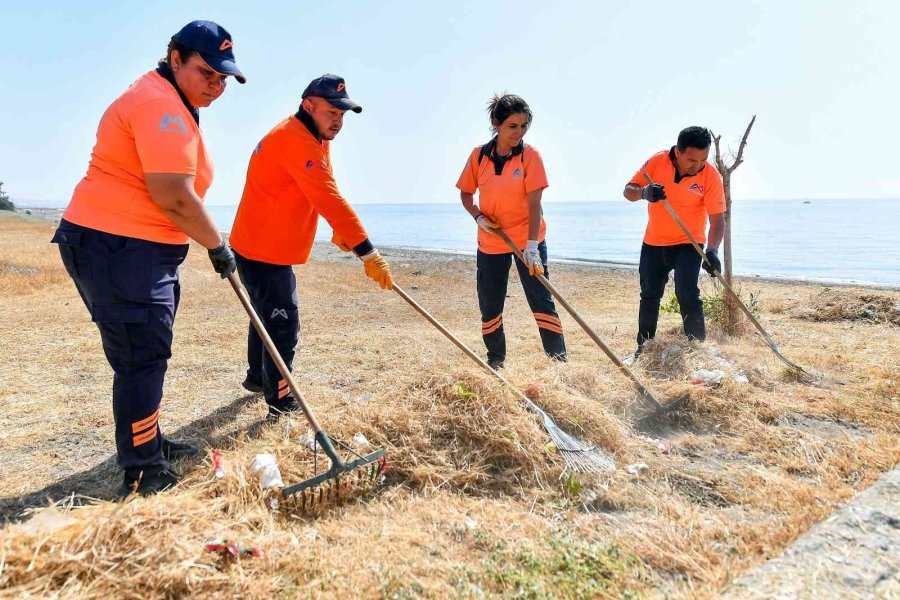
[
  {"xmin": 640, "ymin": 183, "xmax": 666, "ymax": 203},
  {"xmin": 208, "ymin": 242, "xmax": 236, "ymax": 278}
]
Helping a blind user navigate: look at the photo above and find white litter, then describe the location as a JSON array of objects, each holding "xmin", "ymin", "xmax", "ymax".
[
  {"xmin": 297, "ymin": 429, "xmax": 317, "ymax": 450},
  {"xmin": 355, "ymin": 392, "xmax": 373, "ymax": 405},
  {"xmin": 692, "ymin": 368, "xmax": 725, "ymax": 385},
  {"xmin": 18, "ymin": 509, "xmax": 77, "ymax": 535},
  {"xmin": 626, "ymin": 463, "xmax": 649, "ymax": 476},
  {"xmin": 250, "ymin": 453, "xmax": 284, "ymax": 489},
  {"xmin": 351, "ymin": 432, "xmax": 370, "ymax": 449}
]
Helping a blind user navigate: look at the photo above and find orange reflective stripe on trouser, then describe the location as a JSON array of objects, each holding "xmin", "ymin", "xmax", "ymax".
[
  {"xmin": 131, "ymin": 408, "xmax": 159, "ymax": 434},
  {"xmin": 277, "ymin": 378, "xmax": 290, "ymax": 399},
  {"xmin": 482, "ymin": 314, "xmax": 503, "ymax": 335},
  {"xmin": 533, "ymin": 312, "xmax": 563, "ymax": 335},
  {"xmin": 132, "ymin": 426, "xmax": 158, "ymax": 447}
]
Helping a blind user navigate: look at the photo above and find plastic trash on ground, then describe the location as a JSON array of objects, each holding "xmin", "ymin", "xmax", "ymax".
[
  {"xmin": 250, "ymin": 453, "xmax": 284, "ymax": 489},
  {"xmin": 692, "ymin": 368, "xmax": 725, "ymax": 385},
  {"xmin": 351, "ymin": 432, "xmax": 369, "ymax": 449},
  {"xmin": 626, "ymin": 463, "xmax": 649, "ymax": 476},
  {"xmin": 212, "ymin": 450, "xmax": 225, "ymax": 479},
  {"xmin": 297, "ymin": 429, "xmax": 317, "ymax": 451}
]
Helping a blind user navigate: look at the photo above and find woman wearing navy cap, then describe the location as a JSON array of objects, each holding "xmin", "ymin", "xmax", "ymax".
[{"xmin": 51, "ymin": 21, "xmax": 245, "ymax": 497}]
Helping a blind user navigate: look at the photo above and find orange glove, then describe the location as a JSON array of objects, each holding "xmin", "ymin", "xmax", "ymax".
[
  {"xmin": 331, "ymin": 231, "xmax": 352, "ymax": 252},
  {"xmin": 362, "ymin": 251, "xmax": 394, "ymax": 290}
]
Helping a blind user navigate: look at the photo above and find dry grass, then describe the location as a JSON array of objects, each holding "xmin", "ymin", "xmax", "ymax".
[
  {"xmin": 0, "ymin": 210, "xmax": 898, "ymax": 598},
  {"xmin": 793, "ymin": 287, "xmax": 900, "ymax": 325}
]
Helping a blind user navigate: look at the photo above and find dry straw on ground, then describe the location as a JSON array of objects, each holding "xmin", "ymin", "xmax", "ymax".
[{"xmin": 0, "ymin": 211, "xmax": 898, "ymax": 598}]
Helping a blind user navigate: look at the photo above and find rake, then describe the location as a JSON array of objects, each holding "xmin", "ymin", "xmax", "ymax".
[
  {"xmin": 389, "ymin": 283, "xmax": 614, "ymax": 473},
  {"xmin": 491, "ymin": 228, "xmax": 689, "ymax": 426},
  {"xmin": 226, "ymin": 272, "xmax": 387, "ymax": 511},
  {"xmin": 642, "ymin": 172, "xmax": 824, "ymax": 384}
]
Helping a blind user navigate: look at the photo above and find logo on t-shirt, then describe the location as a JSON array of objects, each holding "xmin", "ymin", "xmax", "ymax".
[
  {"xmin": 305, "ymin": 160, "xmax": 315, "ymax": 169},
  {"xmin": 158, "ymin": 114, "xmax": 188, "ymax": 135},
  {"xmin": 253, "ymin": 142, "xmax": 262, "ymax": 155},
  {"xmin": 688, "ymin": 183, "xmax": 705, "ymax": 194},
  {"xmin": 513, "ymin": 168, "xmax": 522, "ymax": 178}
]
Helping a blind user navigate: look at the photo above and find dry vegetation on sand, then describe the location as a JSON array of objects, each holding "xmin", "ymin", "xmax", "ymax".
[{"xmin": 0, "ymin": 211, "xmax": 898, "ymax": 598}]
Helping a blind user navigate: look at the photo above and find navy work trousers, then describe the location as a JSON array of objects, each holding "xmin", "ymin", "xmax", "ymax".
[
  {"xmin": 52, "ymin": 219, "xmax": 188, "ymax": 476},
  {"xmin": 233, "ymin": 251, "xmax": 299, "ymax": 409},
  {"xmin": 637, "ymin": 242, "xmax": 706, "ymax": 345},
  {"xmin": 477, "ymin": 240, "xmax": 566, "ymax": 364}
]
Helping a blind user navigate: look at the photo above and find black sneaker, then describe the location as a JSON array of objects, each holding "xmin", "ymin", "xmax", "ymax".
[
  {"xmin": 161, "ymin": 437, "xmax": 202, "ymax": 461},
  {"xmin": 242, "ymin": 375, "xmax": 264, "ymax": 393},
  {"xmin": 487, "ymin": 359, "xmax": 505, "ymax": 370},
  {"xmin": 267, "ymin": 398, "xmax": 301, "ymax": 421},
  {"xmin": 116, "ymin": 467, "xmax": 179, "ymax": 499}
]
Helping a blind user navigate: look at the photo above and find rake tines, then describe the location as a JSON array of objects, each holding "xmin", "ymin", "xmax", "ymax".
[{"xmin": 282, "ymin": 435, "xmax": 388, "ymax": 514}]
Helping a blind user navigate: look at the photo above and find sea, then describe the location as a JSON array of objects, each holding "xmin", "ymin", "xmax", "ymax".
[{"xmin": 206, "ymin": 199, "xmax": 900, "ymax": 288}]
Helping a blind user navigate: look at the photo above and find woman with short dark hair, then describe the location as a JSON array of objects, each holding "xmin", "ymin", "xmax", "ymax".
[
  {"xmin": 456, "ymin": 94, "xmax": 567, "ymax": 369},
  {"xmin": 51, "ymin": 20, "xmax": 246, "ymax": 497}
]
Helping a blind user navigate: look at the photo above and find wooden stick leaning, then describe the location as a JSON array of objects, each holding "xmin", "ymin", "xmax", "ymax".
[
  {"xmin": 490, "ymin": 227, "xmax": 682, "ymax": 414},
  {"xmin": 642, "ymin": 172, "xmax": 812, "ymax": 377},
  {"xmin": 389, "ymin": 282, "xmax": 614, "ymax": 473}
]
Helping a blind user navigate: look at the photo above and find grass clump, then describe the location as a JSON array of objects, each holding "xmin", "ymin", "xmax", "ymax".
[{"xmin": 455, "ymin": 534, "xmax": 649, "ymax": 599}]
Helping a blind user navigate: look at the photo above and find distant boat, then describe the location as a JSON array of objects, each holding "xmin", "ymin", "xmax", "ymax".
[{"xmin": 803, "ymin": 200, "xmax": 812, "ymax": 204}]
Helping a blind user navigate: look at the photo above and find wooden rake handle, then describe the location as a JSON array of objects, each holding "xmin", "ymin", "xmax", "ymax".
[
  {"xmin": 490, "ymin": 228, "xmax": 664, "ymax": 408},
  {"xmin": 226, "ymin": 272, "xmax": 324, "ymax": 432},
  {"xmin": 640, "ymin": 173, "xmax": 804, "ymax": 371},
  {"xmin": 390, "ymin": 284, "xmax": 541, "ymax": 412}
]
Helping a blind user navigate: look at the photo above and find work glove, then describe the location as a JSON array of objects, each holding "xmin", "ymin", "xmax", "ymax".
[
  {"xmin": 703, "ymin": 248, "xmax": 721, "ymax": 276},
  {"xmin": 522, "ymin": 240, "xmax": 543, "ymax": 277},
  {"xmin": 361, "ymin": 250, "xmax": 394, "ymax": 290},
  {"xmin": 331, "ymin": 231, "xmax": 352, "ymax": 252},
  {"xmin": 475, "ymin": 213, "xmax": 500, "ymax": 233},
  {"xmin": 208, "ymin": 242, "xmax": 236, "ymax": 278},
  {"xmin": 640, "ymin": 183, "xmax": 666, "ymax": 203}
]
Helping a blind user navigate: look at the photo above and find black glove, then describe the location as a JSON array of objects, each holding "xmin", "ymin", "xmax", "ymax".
[
  {"xmin": 208, "ymin": 242, "xmax": 236, "ymax": 278},
  {"xmin": 640, "ymin": 183, "xmax": 666, "ymax": 203},
  {"xmin": 703, "ymin": 248, "xmax": 721, "ymax": 276}
]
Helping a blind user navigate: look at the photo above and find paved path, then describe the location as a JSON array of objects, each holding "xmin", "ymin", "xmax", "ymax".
[{"xmin": 723, "ymin": 466, "xmax": 900, "ymax": 599}]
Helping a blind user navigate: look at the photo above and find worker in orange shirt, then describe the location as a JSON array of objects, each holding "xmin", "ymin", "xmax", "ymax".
[
  {"xmin": 624, "ymin": 126, "xmax": 725, "ymax": 358},
  {"xmin": 51, "ymin": 21, "xmax": 245, "ymax": 497},
  {"xmin": 229, "ymin": 74, "xmax": 393, "ymax": 419},
  {"xmin": 456, "ymin": 94, "xmax": 566, "ymax": 370}
]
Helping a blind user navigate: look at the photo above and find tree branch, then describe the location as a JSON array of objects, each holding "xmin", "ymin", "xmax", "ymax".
[
  {"xmin": 711, "ymin": 132, "xmax": 727, "ymax": 178},
  {"xmin": 727, "ymin": 115, "xmax": 756, "ymax": 175}
]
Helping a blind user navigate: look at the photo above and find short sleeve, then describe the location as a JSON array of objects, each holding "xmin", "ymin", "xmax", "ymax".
[
  {"xmin": 523, "ymin": 147, "xmax": 549, "ymax": 193},
  {"xmin": 455, "ymin": 149, "xmax": 479, "ymax": 194},
  {"xmin": 703, "ymin": 167, "xmax": 726, "ymax": 215},
  {"xmin": 629, "ymin": 155, "xmax": 656, "ymax": 187},
  {"xmin": 131, "ymin": 99, "xmax": 198, "ymax": 175}
]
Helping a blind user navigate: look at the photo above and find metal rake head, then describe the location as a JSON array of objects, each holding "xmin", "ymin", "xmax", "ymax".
[
  {"xmin": 283, "ymin": 451, "xmax": 388, "ymax": 514},
  {"xmin": 548, "ymin": 426, "xmax": 616, "ymax": 474}
]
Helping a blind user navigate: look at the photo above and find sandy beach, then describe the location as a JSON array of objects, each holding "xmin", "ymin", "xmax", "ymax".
[{"xmin": 0, "ymin": 209, "xmax": 898, "ymax": 598}]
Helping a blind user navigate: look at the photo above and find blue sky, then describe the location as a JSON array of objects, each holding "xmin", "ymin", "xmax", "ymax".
[{"xmin": 2, "ymin": 0, "xmax": 898, "ymax": 206}]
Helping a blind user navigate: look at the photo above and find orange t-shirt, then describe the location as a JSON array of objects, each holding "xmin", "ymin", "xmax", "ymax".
[
  {"xmin": 629, "ymin": 149, "xmax": 725, "ymax": 246},
  {"xmin": 456, "ymin": 143, "xmax": 549, "ymax": 254},
  {"xmin": 229, "ymin": 116, "xmax": 370, "ymax": 265},
  {"xmin": 64, "ymin": 70, "xmax": 213, "ymax": 244}
]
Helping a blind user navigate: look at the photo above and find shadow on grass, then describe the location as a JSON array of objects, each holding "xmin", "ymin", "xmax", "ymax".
[{"xmin": 0, "ymin": 393, "xmax": 269, "ymax": 524}]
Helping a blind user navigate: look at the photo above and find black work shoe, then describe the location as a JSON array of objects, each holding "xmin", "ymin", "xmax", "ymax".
[
  {"xmin": 242, "ymin": 375, "xmax": 264, "ymax": 393},
  {"xmin": 487, "ymin": 359, "xmax": 505, "ymax": 370},
  {"xmin": 116, "ymin": 468, "xmax": 179, "ymax": 499},
  {"xmin": 161, "ymin": 437, "xmax": 202, "ymax": 461},
  {"xmin": 267, "ymin": 398, "xmax": 301, "ymax": 421}
]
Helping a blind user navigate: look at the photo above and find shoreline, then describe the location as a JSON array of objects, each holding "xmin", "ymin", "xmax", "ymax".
[{"xmin": 9, "ymin": 207, "xmax": 899, "ymax": 291}]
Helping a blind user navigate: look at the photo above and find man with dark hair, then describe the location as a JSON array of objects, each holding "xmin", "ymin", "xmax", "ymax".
[
  {"xmin": 228, "ymin": 74, "xmax": 393, "ymax": 419},
  {"xmin": 623, "ymin": 126, "xmax": 725, "ymax": 358}
]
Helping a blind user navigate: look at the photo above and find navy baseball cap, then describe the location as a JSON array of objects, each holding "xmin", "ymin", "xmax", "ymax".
[
  {"xmin": 302, "ymin": 74, "xmax": 362, "ymax": 113},
  {"xmin": 172, "ymin": 20, "xmax": 246, "ymax": 84}
]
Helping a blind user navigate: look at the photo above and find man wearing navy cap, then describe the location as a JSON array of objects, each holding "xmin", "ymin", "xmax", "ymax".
[{"xmin": 228, "ymin": 74, "xmax": 393, "ymax": 419}]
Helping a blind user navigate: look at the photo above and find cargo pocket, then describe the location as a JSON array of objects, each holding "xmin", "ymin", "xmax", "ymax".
[
  {"xmin": 107, "ymin": 239, "xmax": 153, "ymax": 304},
  {"xmin": 51, "ymin": 229, "xmax": 88, "ymax": 280},
  {"xmin": 91, "ymin": 303, "xmax": 151, "ymax": 365}
]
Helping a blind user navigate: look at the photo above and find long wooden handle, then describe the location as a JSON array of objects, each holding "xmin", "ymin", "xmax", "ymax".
[
  {"xmin": 227, "ymin": 272, "xmax": 324, "ymax": 432},
  {"xmin": 641, "ymin": 173, "xmax": 805, "ymax": 371},
  {"xmin": 491, "ymin": 228, "xmax": 664, "ymax": 409},
  {"xmin": 390, "ymin": 284, "xmax": 545, "ymax": 415}
]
